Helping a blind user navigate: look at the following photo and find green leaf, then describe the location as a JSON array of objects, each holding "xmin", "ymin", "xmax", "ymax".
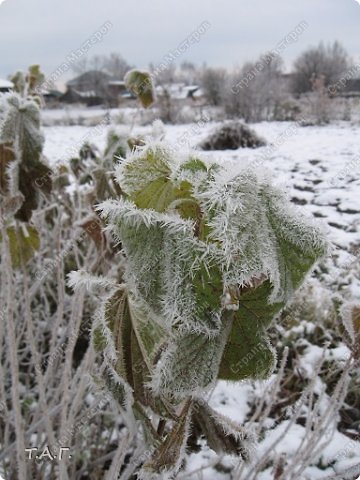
[
  {"xmin": 99, "ymin": 288, "xmax": 171, "ymax": 415},
  {"xmin": 0, "ymin": 96, "xmax": 43, "ymax": 166},
  {"xmin": 128, "ymin": 298, "xmax": 166, "ymax": 366},
  {"xmin": 27, "ymin": 64, "xmax": 45, "ymax": 94},
  {"xmin": 179, "ymin": 158, "xmax": 208, "ymax": 174},
  {"xmin": 118, "ymin": 220, "xmax": 166, "ymax": 314},
  {"xmin": 127, "ymin": 301, "xmax": 171, "ymax": 416},
  {"xmin": 263, "ymin": 189, "xmax": 327, "ymax": 300},
  {"xmin": 156, "ymin": 320, "xmax": 232, "ymax": 397},
  {"xmin": 121, "ymin": 145, "xmax": 169, "ymax": 193},
  {"xmin": 94, "ymin": 296, "xmax": 160, "ymax": 412},
  {"xmin": 103, "ymin": 287, "xmax": 131, "ymax": 379},
  {"xmin": 102, "ymin": 143, "xmax": 328, "ymax": 402},
  {"xmin": 191, "ymin": 261, "xmax": 224, "ymax": 331},
  {"xmin": 178, "ymin": 157, "xmax": 220, "ymax": 194},
  {"xmin": 130, "ymin": 326, "xmax": 153, "ymax": 406},
  {"xmin": 92, "ymin": 327, "xmax": 107, "ymax": 353},
  {"xmin": 2, "ymin": 225, "xmax": 40, "ymax": 268},
  {"xmin": 104, "ymin": 131, "xmax": 128, "ymax": 164},
  {"xmin": 0, "ymin": 96, "xmax": 52, "ymax": 221},
  {"xmin": 219, "ymin": 281, "xmax": 284, "ymax": 381},
  {"xmin": 121, "ymin": 145, "xmax": 190, "ymax": 211},
  {"xmin": 135, "ymin": 179, "xmax": 193, "ymax": 214},
  {"xmin": 121, "ymin": 146, "xmax": 207, "ymax": 220},
  {"xmin": 103, "ymin": 367, "xmax": 128, "ymax": 409},
  {"xmin": 116, "ymin": 203, "xmax": 222, "ymax": 335},
  {"xmin": 124, "ymin": 70, "xmax": 155, "ymax": 108}
]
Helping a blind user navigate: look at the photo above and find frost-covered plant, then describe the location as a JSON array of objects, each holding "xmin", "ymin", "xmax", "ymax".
[
  {"xmin": 340, "ymin": 302, "xmax": 360, "ymax": 360},
  {"xmin": 0, "ymin": 83, "xmax": 52, "ymax": 266},
  {"xmin": 199, "ymin": 120, "xmax": 266, "ymax": 150},
  {"xmin": 0, "ymin": 66, "xmax": 330, "ymax": 479},
  {"xmin": 85, "ymin": 119, "xmax": 327, "ymax": 476},
  {"xmin": 0, "ymin": 68, "xmax": 125, "ymax": 479}
]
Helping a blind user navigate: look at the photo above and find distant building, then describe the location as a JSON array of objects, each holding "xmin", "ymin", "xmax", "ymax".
[
  {"xmin": 60, "ymin": 87, "xmax": 104, "ymax": 107},
  {"xmin": 341, "ymin": 78, "xmax": 360, "ymax": 97},
  {"xmin": 61, "ymin": 70, "xmax": 111, "ymax": 106},
  {"xmin": 61, "ymin": 71, "xmax": 134, "ymax": 107},
  {"xmin": 42, "ymin": 89, "xmax": 64, "ymax": 106},
  {"xmin": 0, "ymin": 79, "xmax": 14, "ymax": 93},
  {"xmin": 61, "ymin": 74, "xmax": 206, "ymax": 108},
  {"xmin": 107, "ymin": 80, "xmax": 127, "ymax": 97},
  {"xmin": 66, "ymin": 70, "xmax": 111, "ymax": 95},
  {"xmin": 155, "ymin": 83, "xmax": 201, "ymax": 101}
]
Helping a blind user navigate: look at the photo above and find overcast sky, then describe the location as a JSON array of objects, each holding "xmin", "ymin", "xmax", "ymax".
[{"xmin": 1, "ymin": 0, "xmax": 360, "ymax": 84}]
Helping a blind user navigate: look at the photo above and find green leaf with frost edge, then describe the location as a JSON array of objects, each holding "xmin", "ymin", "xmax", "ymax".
[
  {"xmin": 0, "ymin": 225, "xmax": 40, "ymax": 268},
  {"xmin": 124, "ymin": 70, "xmax": 155, "ymax": 108},
  {"xmin": 99, "ymin": 141, "xmax": 327, "ymax": 397},
  {"xmin": 219, "ymin": 281, "xmax": 283, "ymax": 380}
]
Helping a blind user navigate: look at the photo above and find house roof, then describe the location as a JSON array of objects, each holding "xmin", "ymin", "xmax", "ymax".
[
  {"xmin": 108, "ymin": 80, "xmax": 126, "ymax": 86},
  {"xmin": 43, "ymin": 89, "xmax": 64, "ymax": 98},
  {"xmin": 192, "ymin": 87, "xmax": 205, "ymax": 98},
  {"xmin": 0, "ymin": 79, "xmax": 14, "ymax": 89},
  {"xmin": 155, "ymin": 83, "xmax": 200, "ymax": 100}
]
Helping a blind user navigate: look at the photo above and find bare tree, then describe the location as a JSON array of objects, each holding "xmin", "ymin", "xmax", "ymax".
[
  {"xmin": 71, "ymin": 53, "xmax": 132, "ymax": 79},
  {"xmin": 102, "ymin": 52, "xmax": 133, "ymax": 79},
  {"xmin": 178, "ymin": 61, "xmax": 200, "ymax": 85},
  {"xmin": 225, "ymin": 54, "xmax": 285, "ymax": 122},
  {"xmin": 291, "ymin": 41, "xmax": 349, "ymax": 94},
  {"xmin": 148, "ymin": 61, "xmax": 178, "ymax": 85},
  {"xmin": 200, "ymin": 67, "xmax": 227, "ymax": 106},
  {"xmin": 70, "ymin": 57, "xmax": 89, "ymax": 75}
]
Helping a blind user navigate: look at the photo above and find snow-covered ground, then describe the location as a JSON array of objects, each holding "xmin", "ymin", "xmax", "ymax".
[
  {"xmin": 42, "ymin": 115, "xmax": 360, "ymax": 479},
  {"xmin": 43, "ymin": 118, "xmax": 360, "ymax": 285}
]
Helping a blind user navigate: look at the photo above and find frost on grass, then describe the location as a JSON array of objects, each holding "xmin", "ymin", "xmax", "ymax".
[{"xmin": 93, "ymin": 141, "xmax": 327, "ymax": 476}]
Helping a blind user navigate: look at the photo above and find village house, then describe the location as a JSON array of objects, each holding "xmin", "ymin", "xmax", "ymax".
[{"xmin": 0, "ymin": 78, "xmax": 14, "ymax": 93}]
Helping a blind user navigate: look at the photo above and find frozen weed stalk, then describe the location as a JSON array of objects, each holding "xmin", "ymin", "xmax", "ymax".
[{"xmin": 69, "ymin": 72, "xmax": 328, "ymax": 479}]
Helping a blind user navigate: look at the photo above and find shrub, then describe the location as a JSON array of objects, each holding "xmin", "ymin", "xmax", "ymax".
[{"xmin": 199, "ymin": 121, "xmax": 266, "ymax": 150}]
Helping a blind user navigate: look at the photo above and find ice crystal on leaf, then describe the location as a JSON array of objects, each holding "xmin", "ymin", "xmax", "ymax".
[
  {"xmin": 98, "ymin": 142, "xmax": 327, "ymax": 395},
  {"xmin": 0, "ymin": 93, "xmax": 52, "ymax": 222},
  {"xmin": 93, "ymin": 139, "xmax": 327, "ymax": 476}
]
